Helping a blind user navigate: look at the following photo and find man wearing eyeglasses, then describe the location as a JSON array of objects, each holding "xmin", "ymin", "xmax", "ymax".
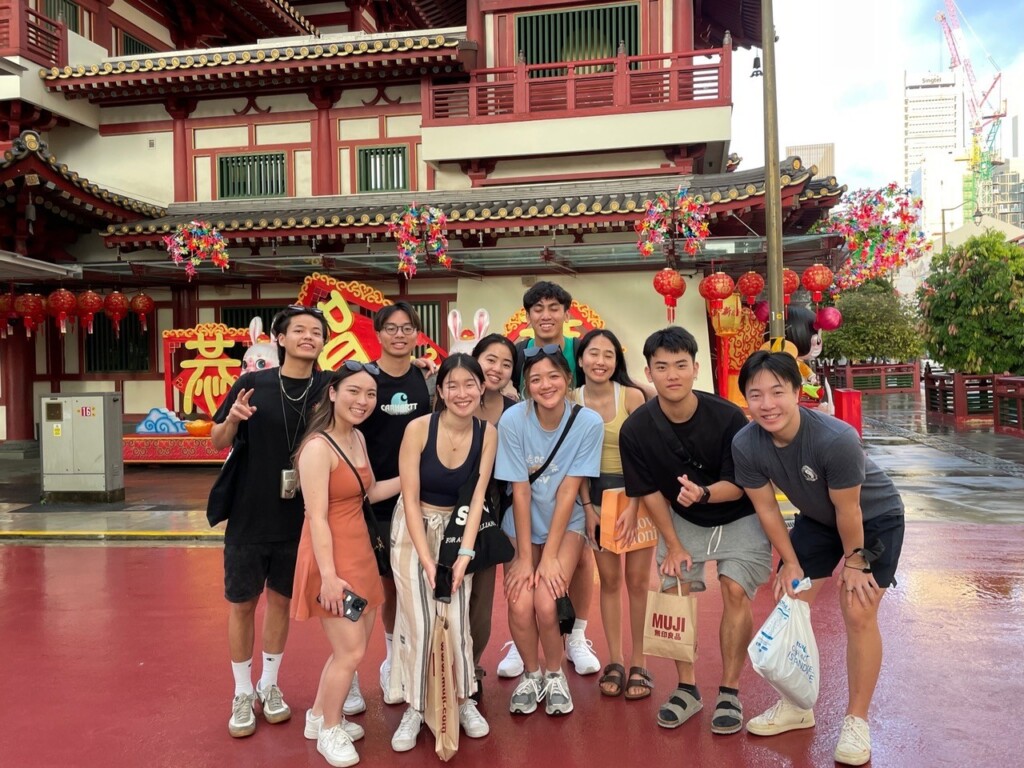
[
  {"xmin": 355, "ymin": 301, "xmax": 433, "ymax": 710},
  {"xmin": 211, "ymin": 305, "xmax": 332, "ymax": 739},
  {"xmin": 618, "ymin": 326, "xmax": 771, "ymax": 736}
]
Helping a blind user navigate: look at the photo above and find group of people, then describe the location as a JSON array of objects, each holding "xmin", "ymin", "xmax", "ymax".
[{"xmin": 211, "ymin": 280, "xmax": 905, "ymax": 768}]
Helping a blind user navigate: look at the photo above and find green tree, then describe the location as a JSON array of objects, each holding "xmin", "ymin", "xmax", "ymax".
[
  {"xmin": 823, "ymin": 282, "xmax": 924, "ymax": 362},
  {"xmin": 917, "ymin": 231, "xmax": 1024, "ymax": 373}
]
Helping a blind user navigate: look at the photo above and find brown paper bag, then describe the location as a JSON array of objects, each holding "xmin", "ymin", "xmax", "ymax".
[
  {"xmin": 599, "ymin": 488, "xmax": 659, "ymax": 554},
  {"xmin": 642, "ymin": 584, "xmax": 697, "ymax": 662},
  {"xmin": 425, "ymin": 605, "xmax": 459, "ymax": 761}
]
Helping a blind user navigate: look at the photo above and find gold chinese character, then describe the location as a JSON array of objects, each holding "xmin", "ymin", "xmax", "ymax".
[{"xmin": 180, "ymin": 333, "xmax": 241, "ymax": 415}]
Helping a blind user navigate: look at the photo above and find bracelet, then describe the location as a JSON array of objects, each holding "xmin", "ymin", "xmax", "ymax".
[
  {"xmin": 457, "ymin": 547, "xmax": 475, "ymax": 560},
  {"xmin": 844, "ymin": 563, "xmax": 871, "ymax": 573},
  {"xmin": 582, "ymin": 501, "xmax": 594, "ymax": 508}
]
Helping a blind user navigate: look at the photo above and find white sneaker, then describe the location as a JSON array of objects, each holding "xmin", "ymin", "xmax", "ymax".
[
  {"xmin": 834, "ymin": 715, "xmax": 872, "ymax": 766},
  {"xmin": 256, "ymin": 683, "xmax": 291, "ymax": 724},
  {"xmin": 317, "ymin": 723, "xmax": 360, "ymax": 768},
  {"xmin": 496, "ymin": 641, "xmax": 524, "ymax": 678},
  {"xmin": 459, "ymin": 699, "xmax": 490, "ymax": 738},
  {"xmin": 391, "ymin": 706, "xmax": 424, "ymax": 752},
  {"xmin": 565, "ymin": 630, "xmax": 600, "ymax": 675},
  {"xmin": 380, "ymin": 659, "xmax": 402, "ymax": 705},
  {"xmin": 746, "ymin": 698, "xmax": 816, "ymax": 736},
  {"xmin": 228, "ymin": 692, "xmax": 257, "ymax": 738},
  {"xmin": 304, "ymin": 709, "xmax": 365, "ymax": 742},
  {"xmin": 509, "ymin": 671, "xmax": 543, "ymax": 715},
  {"xmin": 542, "ymin": 670, "xmax": 574, "ymax": 715},
  {"xmin": 343, "ymin": 672, "xmax": 366, "ymax": 716}
]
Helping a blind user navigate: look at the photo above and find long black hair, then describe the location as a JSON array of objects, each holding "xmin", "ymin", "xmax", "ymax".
[
  {"xmin": 294, "ymin": 366, "xmax": 377, "ymax": 463},
  {"xmin": 576, "ymin": 328, "xmax": 642, "ymax": 392},
  {"xmin": 434, "ymin": 353, "xmax": 485, "ymax": 412},
  {"xmin": 471, "ymin": 333, "xmax": 516, "ymax": 362}
]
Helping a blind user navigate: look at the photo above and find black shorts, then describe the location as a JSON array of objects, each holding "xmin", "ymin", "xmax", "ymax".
[
  {"xmin": 223, "ymin": 541, "xmax": 299, "ymax": 603},
  {"xmin": 789, "ymin": 513, "xmax": 905, "ymax": 588}
]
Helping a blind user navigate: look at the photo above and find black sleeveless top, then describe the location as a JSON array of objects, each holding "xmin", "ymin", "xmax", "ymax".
[{"xmin": 419, "ymin": 413, "xmax": 482, "ymax": 507}]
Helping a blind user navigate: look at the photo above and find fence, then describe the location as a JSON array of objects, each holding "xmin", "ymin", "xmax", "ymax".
[
  {"xmin": 923, "ymin": 369, "xmax": 995, "ymax": 427},
  {"xmin": 994, "ymin": 376, "xmax": 1024, "ymax": 438},
  {"xmin": 820, "ymin": 361, "xmax": 920, "ymax": 395}
]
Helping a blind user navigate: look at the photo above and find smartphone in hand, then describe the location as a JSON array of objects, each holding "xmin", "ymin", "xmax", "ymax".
[
  {"xmin": 434, "ymin": 563, "xmax": 454, "ymax": 603},
  {"xmin": 342, "ymin": 589, "xmax": 368, "ymax": 622}
]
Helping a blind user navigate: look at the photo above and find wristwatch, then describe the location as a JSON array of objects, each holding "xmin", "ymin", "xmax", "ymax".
[
  {"xmin": 457, "ymin": 547, "xmax": 476, "ymax": 560},
  {"xmin": 698, "ymin": 486, "xmax": 711, "ymax": 504}
]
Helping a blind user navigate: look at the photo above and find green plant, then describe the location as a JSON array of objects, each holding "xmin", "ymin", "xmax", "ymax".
[
  {"xmin": 822, "ymin": 282, "xmax": 924, "ymax": 363},
  {"xmin": 917, "ymin": 231, "xmax": 1024, "ymax": 373}
]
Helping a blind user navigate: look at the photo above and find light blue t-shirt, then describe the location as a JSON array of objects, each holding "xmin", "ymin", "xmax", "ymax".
[{"xmin": 496, "ymin": 399, "xmax": 603, "ymax": 544}]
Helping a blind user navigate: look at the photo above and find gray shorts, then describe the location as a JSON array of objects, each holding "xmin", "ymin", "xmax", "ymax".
[{"xmin": 656, "ymin": 513, "xmax": 772, "ymax": 600}]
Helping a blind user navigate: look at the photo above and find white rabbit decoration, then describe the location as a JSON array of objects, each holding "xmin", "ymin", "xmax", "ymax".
[
  {"xmin": 447, "ymin": 308, "xmax": 490, "ymax": 355},
  {"xmin": 241, "ymin": 316, "xmax": 280, "ymax": 373}
]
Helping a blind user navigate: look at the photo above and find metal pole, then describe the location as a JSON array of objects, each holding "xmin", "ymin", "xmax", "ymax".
[
  {"xmin": 941, "ymin": 208, "xmax": 947, "ymax": 251},
  {"xmin": 761, "ymin": 0, "xmax": 785, "ymax": 343}
]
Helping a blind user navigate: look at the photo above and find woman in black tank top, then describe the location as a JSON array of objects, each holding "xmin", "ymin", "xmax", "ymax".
[{"xmin": 387, "ymin": 354, "xmax": 499, "ymax": 751}]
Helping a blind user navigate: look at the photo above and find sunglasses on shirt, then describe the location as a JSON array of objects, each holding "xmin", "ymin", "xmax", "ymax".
[{"xmin": 523, "ymin": 343, "xmax": 562, "ymax": 359}]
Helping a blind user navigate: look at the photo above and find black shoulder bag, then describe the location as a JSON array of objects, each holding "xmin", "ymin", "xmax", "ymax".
[
  {"xmin": 647, "ymin": 400, "xmax": 712, "ymax": 487},
  {"xmin": 320, "ymin": 431, "xmax": 392, "ymax": 578},
  {"xmin": 498, "ymin": 403, "xmax": 582, "ymax": 517},
  {"xmin": 206, "ymin": 424, "xmax": 246, "ymax": 527}
]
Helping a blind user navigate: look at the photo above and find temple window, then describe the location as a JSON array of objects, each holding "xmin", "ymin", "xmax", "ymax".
[
  {"xmin": 516, "ymin": 2, "xmax": 640, "ymax": 77},
  {"xmin": 116, "ymin": 31, "xmax": 155, "ymax": 56},
  {"xmin": 217, "ymin": 153, "xmax": 288, "ymax": 199},
  {"xmin": 84, "ymin": 315, "xmax": 151, "ymax": 373},
  {"xmin": 356, "ymin": 146, "xmax": 409, "ymax": 193},
  {"xmin": 41, "ymin": 0, "xmax": 86, "ymax": 36}
]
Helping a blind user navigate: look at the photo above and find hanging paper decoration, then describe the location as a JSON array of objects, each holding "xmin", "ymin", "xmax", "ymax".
[
  {"xmin": 652, "ymin": 268, "xmax": 685, "ymax": 321},
  {"xmin": 77, "ymin": 290, "xmax": 104, "ymax": 334},
  {"xmin": 387, "ymin": 203, "xmax": 449, "ymax": 277},
  {"xmin": 47, "ymin": 288, "xmax": 78, "ymax": 334},
  {"xmin": 782, "ymin": 268, "xmax": 799, "ymax": 305},
  {"xmin": 736, "ymin": 271, "xmax": 765, "ymax": 305},
  {"xmin": 635, "ymin": 187, "xmax": 711, "ymax": 259},
  {"xmin": 130, "ymin": 292, "xmax": 155, "ymax": 332},
  {"xmin": 104, "ymin": 291, "xmax": 130, "ymax": 338},
  {"xmin": 801, "ymin": 264, "xmax": 834, "ymax": 303},
  {"xmin": 813, "ymin": 184, "xmax": 931, "ymax": 293},
  {"xmin": 0, "ymin": 291, "xmax": 15, "ymax": 338},
  {"xmin": 163, "ymin": 220, "xmax": 230, "ymax": 281},
  {"xmin": 815, "ymin": 306, "xmax": 843, "ymax": 331},
  {"xmin": 14, "ymin": 293, "xmax": 44, "ymax": 338},
  {"xmin": 700, "ymin": 271, "xmax": 735, "ymax": 312}
]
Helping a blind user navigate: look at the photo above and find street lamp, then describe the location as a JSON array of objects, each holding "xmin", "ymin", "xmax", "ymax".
[{"xmin": 940, "ymin": 201, "xmax": 984, "ymax": 250}]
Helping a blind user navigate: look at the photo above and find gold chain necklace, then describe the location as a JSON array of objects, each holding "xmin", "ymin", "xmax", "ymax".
[{"xmin": 441, "ymin": 413, "xmax": 472, "ymax": 452}]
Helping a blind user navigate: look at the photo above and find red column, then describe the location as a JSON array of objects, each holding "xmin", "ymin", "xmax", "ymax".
[
  {"xmin": 165, "ymin": 98, "xmax": 197, "ymax": 203},
  {"xmin": 2, "ymin": 331, "xmax": 36, "ymax": 440},
  {"xmin": 308, "ymin": 88, "xmax": 340, "ymax": 196},
  {"xmin": 466, "ymin": 0, "xmax": 483, "ymax": 50},
  {"xmin": 171, "ymin": 284, "xmax": 198, "ymax": 375},
  {"xmin": 673, "ymin": 0, "xmax": 693, "ymax": 52}
]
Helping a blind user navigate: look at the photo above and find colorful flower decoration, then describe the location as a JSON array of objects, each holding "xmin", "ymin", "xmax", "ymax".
[
  {"xmin": 163, "ymin": 220, "xmax": 230, "ymax": 281},
  {"xmin": 388, "ymin": 203, "xmax": 449, "ymax": 277},
  {"xmin": 813, "ymin": 184, "xmax": 931, "ymax": 293},
  {"xmin": 635, "ymin": 188, "xmax": 711, "ymax": 259}
]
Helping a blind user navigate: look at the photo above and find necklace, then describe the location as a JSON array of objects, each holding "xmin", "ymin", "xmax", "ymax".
[
  {"xmin": 441, "ymin": 413, "xmax": 472, "ymax": 452},
  {"xmin": 279, "ymin": 371, "xmax": 313, "ymax": 452},
  {"xmin": 279, "ymin": 369, "xmax": 314, "ymax": 403}
]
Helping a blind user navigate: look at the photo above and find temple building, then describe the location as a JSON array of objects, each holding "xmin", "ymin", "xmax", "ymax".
[{"xmin": 0, "ymin": 0, "xmax": 845, "ymax": 446}]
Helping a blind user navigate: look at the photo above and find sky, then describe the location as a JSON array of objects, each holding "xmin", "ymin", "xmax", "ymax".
[{"xmin": 728, "ymin": 0, "xmax": 1024, "ymax": 191}]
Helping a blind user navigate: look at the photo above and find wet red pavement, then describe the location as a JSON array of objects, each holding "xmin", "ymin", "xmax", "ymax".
[{"xmin": 3, "ymin": 521, "xmax": 1022, "ymax": 767}]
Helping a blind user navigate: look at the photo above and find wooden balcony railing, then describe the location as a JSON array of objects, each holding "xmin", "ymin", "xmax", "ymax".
[
  {"xmin": 923, "ymin": 369, "xmax": 996, "ymax": 428},
  {"xmin": 820, "ymin": 361, "xmax": 921, "ymax": 395},
  {"xmin": 994, "ymin": 375, "xmax": 1024, "ymax": 438},
  {"xmin": 424, "ymin": 47, "xmax": 731, "ymax": 126},
  {"xmin": 0, "ymin": 1, "xmax": 67, "ymax": 69}
]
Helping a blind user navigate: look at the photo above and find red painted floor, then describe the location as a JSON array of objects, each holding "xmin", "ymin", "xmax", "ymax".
[{"xmin": 2, "ymin": 522, "xmax": 1023, "ymax": 767}]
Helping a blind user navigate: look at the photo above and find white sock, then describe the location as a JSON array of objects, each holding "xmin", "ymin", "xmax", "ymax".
[
  {"xmin": 385, "ymin": 633, "xmax": 394, "ymax": 662},
  {"xmin": 259, "ymin": 651, "xmax": 283, "ymax": 691},
  {"xmin": 572, "ymin": 619, "xmax": 588, "ymax": 635},
  {"xmin": 232, "ymin": 659, "xmax": 254, "ymax": 697}
]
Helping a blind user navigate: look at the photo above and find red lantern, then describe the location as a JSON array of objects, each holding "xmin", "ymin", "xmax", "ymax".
[
  {"xmin": 104, "ymin": 291, "xmax": 130, "ymax": 339},
  {"xmin": 782, "ymin": 268, "xmax": 800, "ymax": 305},
  {"xmin": 14, "ymin": 293, "xmax": 44, "ymax": 338},
  {"xmin": 736, "ymin": 271, "xmax": 765, "ymax": 305},
  {"xmin": 653, "ymin": 268, "xmax": 685, "ymax": 322},
  {"xmin": 130, "ymin": 292, "xmax": 155, "ymax": 332},
  {"xmin": 801, "ymin": 263, "xmax": 835, "ymax": 303},
  {"xmin": 702, "ymin": 271, "xmax": 735, "ymax": 312},
  {"xmin": 48, "ymin": 288, "xmax": 78, "ymax": 334},
  {"xmin": 0, "ymin": 291, "xmax": 15, "ymax": 338},
  {"xmin": 815, "ymin": 306, "xmax": 843, "ymax": 331},
  {"xmin": 77, "ymin": 290, "xmax": 104, "ymax": 334}
]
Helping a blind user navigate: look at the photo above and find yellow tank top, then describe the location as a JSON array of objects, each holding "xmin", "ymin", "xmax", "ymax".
[{"xmin": 573, "ymin": 383, "xmax": 628, "ymax": 475}]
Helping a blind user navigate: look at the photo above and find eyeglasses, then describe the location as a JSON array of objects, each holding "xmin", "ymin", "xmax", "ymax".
[
  {"xmin": 341, "ymin": 360, "xmax": 380, "ymax": 375},
  {"xmin": 284, "ymin": 304, "xmax": 324, "ymax": 316},
  {"xmin": 381, "ymin": 323, "xmax": 417, "ymax": 336},
  {"xmin": 523, "ymin": 343, "xmax": 562, "ymax": 359}
]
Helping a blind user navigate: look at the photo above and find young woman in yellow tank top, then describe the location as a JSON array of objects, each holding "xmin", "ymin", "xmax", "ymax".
[{"xmin": 572, "ymin": 329, "xmax": 651, "ymax": 700}]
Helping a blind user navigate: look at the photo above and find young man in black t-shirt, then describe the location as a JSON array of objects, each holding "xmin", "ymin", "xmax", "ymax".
[
  {"xmin": 212, "ymin": 306, "xmax": 331, "ymax": 739},
  {"xmin": 357, "ymin": 301, "xmax": 432, "ymax": 709},
  {"xmin": 619, "ymin": 327, "xmax": 771, "ymax": 735}
]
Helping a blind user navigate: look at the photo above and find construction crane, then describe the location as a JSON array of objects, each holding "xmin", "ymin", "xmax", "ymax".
[{"xmin": 935, "ymin": 0, "xmax": 1007, "ymax": 217}]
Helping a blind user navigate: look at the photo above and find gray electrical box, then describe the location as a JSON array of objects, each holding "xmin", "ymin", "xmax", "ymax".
[{"xmin": 40, "ymin": 392, "xmax": 125, "ymax": 502}]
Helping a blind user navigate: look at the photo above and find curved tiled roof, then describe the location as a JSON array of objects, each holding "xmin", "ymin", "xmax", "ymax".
[
  {"xmin": 101, "ymin": 157, "xmax": 843, "ymax": 242},
  {"xmin": 0, "ymin": 131, "xmax": 166, "ymax": 220}
]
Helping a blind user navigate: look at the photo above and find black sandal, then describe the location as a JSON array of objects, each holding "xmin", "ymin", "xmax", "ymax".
[
  {"xmin": 624, "ymin": 666, "xmax": 653, "ymax": 700},
  {"xmin": 599, "ymin": 663, "xmax": 626, "ymax": 697}
]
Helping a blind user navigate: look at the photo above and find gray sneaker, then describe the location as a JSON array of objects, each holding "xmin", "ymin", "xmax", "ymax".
[
  {"xmin": 256, "ymin": 683, "xmax": 291, "ymax": 724},
  {"xmin": 509, "ymin": 672, "xmax": 544, "ymax": 715},
  {"xmin": 228, "ymin": 692, "xmax": 257, "ymax": 738},
  {"xmin": 543, "ymin": 670, "xmax": 574, "ymax": 716}
]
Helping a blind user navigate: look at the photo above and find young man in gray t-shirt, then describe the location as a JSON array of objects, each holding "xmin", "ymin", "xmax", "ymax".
[{"xmin": 732, "ymin": 351, "xmax": 905, "ymax": 768}]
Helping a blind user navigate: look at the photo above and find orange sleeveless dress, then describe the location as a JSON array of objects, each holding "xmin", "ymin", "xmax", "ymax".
[{"xmin": 291, "ymin": 454, "xmax": 384, "ymax": 620}]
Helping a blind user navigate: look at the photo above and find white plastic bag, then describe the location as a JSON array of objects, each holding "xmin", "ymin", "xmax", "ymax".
[{"xmin": 747, "ymin": 578, "xmax": 820, "ymax": 710}]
